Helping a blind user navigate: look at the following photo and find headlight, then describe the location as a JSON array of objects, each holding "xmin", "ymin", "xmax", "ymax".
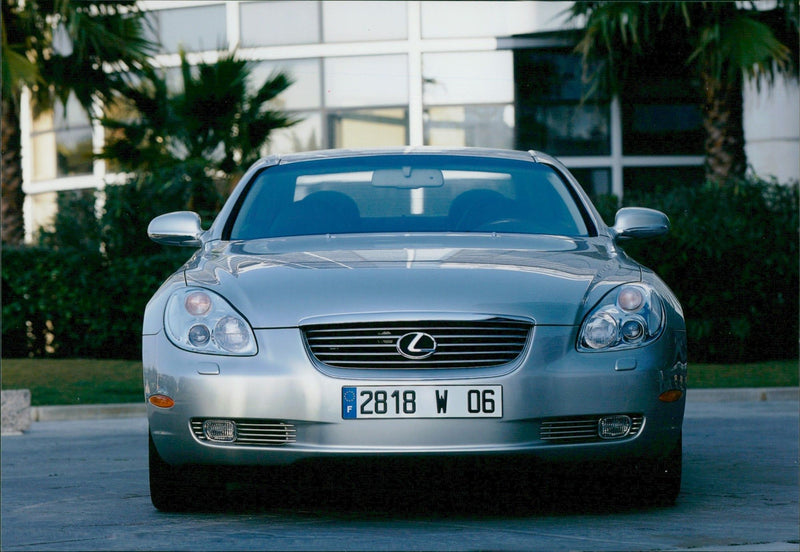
[
  {"xmin": 578, "ymin": 283, "xmax": 665, "ymax": 352},
  {"xmin": 165, "ymin": 288, "xmax": 257, "ymax": 356}
]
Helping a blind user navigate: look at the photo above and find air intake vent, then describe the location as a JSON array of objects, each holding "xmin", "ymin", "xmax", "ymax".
[
  {"xmin": 540, "ymin": 415, "xmax": 644, "ymax": 444},
  {"xmin": 190, "ymin": 419, "xmax": 296, "ymax": 446},
  {"xmin": 303, "ymin": 319, "xmax": 531, "ymax": 370}
]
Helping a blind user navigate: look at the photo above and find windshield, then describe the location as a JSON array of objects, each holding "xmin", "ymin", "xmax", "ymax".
[{"xmin": 226, "ymin": 155, "xmax": 593, "ymax": 240}]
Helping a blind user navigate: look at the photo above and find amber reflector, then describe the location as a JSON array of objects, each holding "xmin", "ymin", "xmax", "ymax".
[
  {"xmin": 658, "ymin": 389, "xmax": 684, "ymax": 402},
  {"xmin": 148, "ymin": 394, "xmax": 175, "ymax": 408}
]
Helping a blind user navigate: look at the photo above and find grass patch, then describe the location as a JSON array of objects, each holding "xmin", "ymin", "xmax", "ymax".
[
  {"xmin": 1, "ymin": 358, "xmax": 142, "ymax": 406},
  {"xmin": 1, "ymin": 358, "xmax": 798, "ymax": 406},
  {"xmin": 689, "ymin": 359, "xmax": 798, "ymax": 389}
]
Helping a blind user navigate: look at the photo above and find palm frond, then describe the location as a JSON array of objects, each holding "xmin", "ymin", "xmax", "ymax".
[
  {"xmin": 689, "ymin": 12, "xmax": 793, "ymax": 89},
  {"xmin": 571, "ymin": 0, "xmax": 797, "ymax": 95},
  {"xmin": 99, "ymin": 47, "xmax": 297, "ymax": 195}
]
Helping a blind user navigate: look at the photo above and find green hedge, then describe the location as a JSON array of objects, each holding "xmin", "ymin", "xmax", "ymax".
[
  {"xmin": 600, "ymin": 178, "xmax": 798, "ymax": 363},
  {"xmin": 3, "ymin": 179, "xmax": 797, "ymax": 363},
  {"xmin": 2, "ymin": 247, "xmax": 188, "ymax": 359}
]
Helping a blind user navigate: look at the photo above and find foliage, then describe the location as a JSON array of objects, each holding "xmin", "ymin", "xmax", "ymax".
[
  {"xmin": 2, "ymin": 245, "xmax": 188, "ymax": 360},
  {"xmin": 1, "ymin": 0, "xmax": 156, "ymax": 244},
  {"xmin": 569, "ymin": 1, "xmax": 798, "ymax": 184},
  {"xmin": 1, "ymin": 0, "xmax": 156, "ymax": 112},
  {"xmin": 597, "ymin": 177, "xmax": 799, "ymax": 363},
  {"xmin": 100, "ymin": 166, "xmax": 219, "ymax": 258},
  {"xmin": 4, "ymin": 47, "xmax": 299, "ymax": 361},
  {"xmin": 570, "ymin": 1, "xmax": 797, "ymax": 96},
  {"xmin": 87, "ymin": 51, "xmax": 297, "ymax": 254},
  {"xmin": 99, "ymin": 50, "xmax": 296, "ymax": 223},
  {"xmin": 37, "ymin": 189, "xmax": 102, "ymax": 251}
]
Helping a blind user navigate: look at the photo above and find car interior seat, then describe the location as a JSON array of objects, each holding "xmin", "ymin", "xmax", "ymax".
[{"xmin": 268, "ymin": 190, "xmax": 361, "ymax": 237}]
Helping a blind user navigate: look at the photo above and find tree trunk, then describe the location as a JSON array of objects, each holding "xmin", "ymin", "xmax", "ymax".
[
  {"xmin": 701, "ymin": 68, "xmax": 747, "ymax": 186},
  {"xmin": 2, "ymin": 97, "xmax": 25, "ymax": 245}
]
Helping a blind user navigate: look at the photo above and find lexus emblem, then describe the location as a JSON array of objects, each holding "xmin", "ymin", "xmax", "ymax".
[{"xmin": 397, "ymin": 332, "xmax": 437, "ymax": 359}]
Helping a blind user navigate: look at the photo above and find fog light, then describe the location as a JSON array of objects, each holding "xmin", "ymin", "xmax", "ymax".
[
  {"xmin": 203, "ymin": 420, "xmax": 237, "ymax": 442},
  {"xmin": 598, "ymin": 415, "xmax": 632, "ymax": 439}
]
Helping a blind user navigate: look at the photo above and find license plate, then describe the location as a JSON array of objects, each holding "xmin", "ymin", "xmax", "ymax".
[{"xmin": 342, "ymin": 385, "xmax": 502, "ymax": 419}]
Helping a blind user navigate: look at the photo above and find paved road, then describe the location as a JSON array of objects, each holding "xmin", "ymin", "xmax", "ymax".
[{"xmin": 2, "ymin": 400, "xmax": 798, "ymax": 551}]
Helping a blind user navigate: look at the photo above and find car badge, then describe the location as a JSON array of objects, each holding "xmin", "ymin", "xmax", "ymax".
[{"xmin": 397, "ymin": 332, "xmax": 437, "ymax": 359}]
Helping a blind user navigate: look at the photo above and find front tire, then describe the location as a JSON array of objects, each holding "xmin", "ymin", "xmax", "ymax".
[
  {"xmin": 149, "ymin": 431, "xmax": 216, "ymax": 512},
  {"xmin": 636, "ymin": 435, "xmax": 682, "ymax": 506}
]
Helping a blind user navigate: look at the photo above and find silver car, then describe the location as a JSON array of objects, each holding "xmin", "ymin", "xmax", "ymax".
[{"xmin": 144, "ymin": 147, "xmax": 686, "ymax": 511}]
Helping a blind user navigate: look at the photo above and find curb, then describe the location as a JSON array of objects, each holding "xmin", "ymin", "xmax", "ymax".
[
  {"xmin": 6, "ymin": 387, "xmax": 797, "ymax": 424},
  {"xmin": 688, "ymin": 387, "xmax": 799, "ymax": 403},
  {"xmin": 31, "ymin": 402, "xmax": 146, "ymax": 422},
  {"xmin": 1, "ymin": 389, "xmax": 32, "ymax": 435}
]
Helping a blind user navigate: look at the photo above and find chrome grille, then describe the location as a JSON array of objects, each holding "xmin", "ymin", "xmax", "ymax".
[
  {"xmin": 540, "ymin": 415, "xmax": 644, "ymax": 443},
  {"xmin": 303, "ymin": 319, "xmax": 531, "ymax": 369},
  {"xmin": 190, "ymin": 419, "xmax": 296, "ymax": 446}
]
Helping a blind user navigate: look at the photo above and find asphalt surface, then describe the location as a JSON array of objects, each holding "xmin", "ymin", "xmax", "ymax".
[{"xmin": 2, "ymin": 394, "xmax": 798, "ymax": 551}]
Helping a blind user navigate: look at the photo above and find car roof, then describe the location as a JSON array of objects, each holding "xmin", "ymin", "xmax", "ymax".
[{"xmin": 259, "ymin": 147, "xmax": 540, "ymax": 167}]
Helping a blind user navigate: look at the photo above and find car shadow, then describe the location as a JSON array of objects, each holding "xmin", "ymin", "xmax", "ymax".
[{"xmin": 186, "ymin": 456, "xmax": 667, "ymax": 518}]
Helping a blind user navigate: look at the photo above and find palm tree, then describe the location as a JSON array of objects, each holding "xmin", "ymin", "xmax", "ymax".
[
  {"xmin": 1, "ymin": 0, "xmax": 156, "ymax": 244},
  {"xmin": 569, "ymin": 1, "xmax": 798, "ymax": 185},
  {"xmin": 102, "ymin": 51, "xmax": 295, "ymax": 190},
  {"xmin": 98, "ymin": 50, "xmax": 296, "ymax": 256}
]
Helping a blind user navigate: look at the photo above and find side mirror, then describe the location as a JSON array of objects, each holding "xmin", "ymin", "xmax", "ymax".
[
  {"xmin": 612, "ymin": 207, "xmax": 670, "ymax": 240},
  {"xmin": 147, "ymin": 211, "xmax": 204, "ymax": 247}
]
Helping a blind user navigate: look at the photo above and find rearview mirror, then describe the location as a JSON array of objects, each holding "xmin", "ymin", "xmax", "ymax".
[
  {"xmin": 372, "ymin": 167, "xmax": 444, "ymax": 188},
  {"xmin": 612, "ymin": 207, "xmax": 670, "ymax": 240},
  {"xmin": 148, "ymin": 211, "xmax": 204, "ymax": 247}
]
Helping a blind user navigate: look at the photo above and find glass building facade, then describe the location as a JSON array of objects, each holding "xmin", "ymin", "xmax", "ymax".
[{"xmin": 23, "ymin": 0, "xmax": 795, "ymax": 240}]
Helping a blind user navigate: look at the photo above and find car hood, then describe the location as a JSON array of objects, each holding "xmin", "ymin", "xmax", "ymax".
[{"xmin": 183, "ymin": 234, "xmax": 641, "ymax": 327}]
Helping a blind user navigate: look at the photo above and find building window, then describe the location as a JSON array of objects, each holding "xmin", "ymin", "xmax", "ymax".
[
  {"xmin": 424, "ymin": 105, "xmax": 514, "ymax": 149},
  {"xmin": 421, "ymin": 51, "xmax": 514, "ymax": 149},
  {"xmin": 149, "ymin": 5, "xmax": 227, "ymax": 54},
  {"xmin": 621, "ymin": 76, "xmax": 704, "ymax": 156},
  {"xmin": 423, "ymin": 51, "xmax": 514, "ymax": 106},
  {"xmin": 324, "ymin": 55, "xmax": 408, "ymax": 108},
  {"xmin": 266, "ymin": 113, "xmax": 323, "ymax": 155},
  {"xmin": 251, "ymin": 59, "xmax": 322, "ymax": 111},
  {"xmin": 240, "ymin": 2, "xmax": 320, "ymax": 47},
  {"xmin": 513, "ymin": 49, "xmax": 610, "ymax": 156},
  {"xmin": 322, "ymin": 1, "xmax": 407, "ymax": 42},
  {"xmin": 328, "ymin": 108, "xmax": 408, "ymax": 148},
  {"xmin": 421, "ymin": 1, "xmax": 542, "ymax": 39},
  {"xmin": 30, "ymin": 93, "xmax": 93, "ymax": 181},
  {"xmin": 517, "ymin": 103, "xmax": 609, "ymax": 156},
  {"xmin": 29, "ymin": 192, "xmax": 59, "ymax": 235}
]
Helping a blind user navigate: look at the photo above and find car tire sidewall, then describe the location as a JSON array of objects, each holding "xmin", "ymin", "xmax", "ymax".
[
  {"xmin": 636, "ymin": 434, "xmax": 682, "ymax": 507},
  {"xmin": 149, "ymin": 429, "xmax": 207, "ymax": 512}
]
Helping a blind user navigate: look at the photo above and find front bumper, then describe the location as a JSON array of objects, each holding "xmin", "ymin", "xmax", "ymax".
[{"xmin": 144, "ymin": 325, "xmax": 687, "ymax": 467}]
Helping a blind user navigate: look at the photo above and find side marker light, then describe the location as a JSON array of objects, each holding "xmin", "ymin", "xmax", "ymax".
[
  {"xmin": 658, "ymin": 390, "xmax": 684, "ymax": 403},
  {"xmin": 148, "ymin": 394, "xmax": 175, "ymax": 409}
]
